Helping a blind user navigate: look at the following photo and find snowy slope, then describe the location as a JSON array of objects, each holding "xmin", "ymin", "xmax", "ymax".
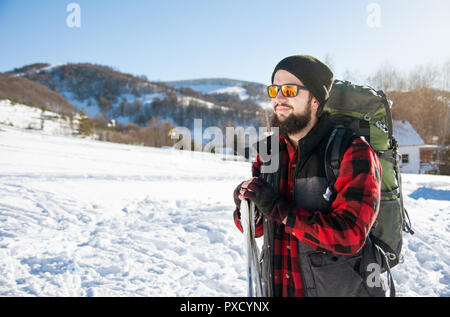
[
  {"xmin": 208, "ymin": 86, "xmax": 249, "ymax": 100},
  {"xmin": 0, "ymin": 99, "xmax": 78, "ymax": 136},
  {"xmin": 168, "ymin": 82, "xmax": 249, "ymax": 99},
  {"xmin": 167, "ymin": 79, "xmax": 272, "ymax": 110},
  {"xmin": 0, "ymin": 125, "xmax": 448, "ymax": 297}
]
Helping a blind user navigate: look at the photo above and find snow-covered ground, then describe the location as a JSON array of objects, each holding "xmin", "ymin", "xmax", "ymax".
[{"xmin": 0, "ymin": 125, "xmax": 448, "ymax": 297}]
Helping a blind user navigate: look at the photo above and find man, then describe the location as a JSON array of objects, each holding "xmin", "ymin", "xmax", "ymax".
[{"xmin": 233, "ymin": 55, "xmax": 385, "ymax": 297}]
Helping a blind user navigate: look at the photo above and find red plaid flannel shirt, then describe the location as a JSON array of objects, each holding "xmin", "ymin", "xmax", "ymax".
[{"xmin": 234, "ymin": 135, "xmax": 382, "ymax": 297}]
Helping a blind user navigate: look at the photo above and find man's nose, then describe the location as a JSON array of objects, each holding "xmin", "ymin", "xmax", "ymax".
[{"xmin": 272, "ymin": 87, "xmax": 288, "ymax": 106}]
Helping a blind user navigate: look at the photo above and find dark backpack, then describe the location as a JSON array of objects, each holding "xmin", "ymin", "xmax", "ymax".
[{"xmin": 323, "ymin": 80, "xmax": 414, "ymax": 273}]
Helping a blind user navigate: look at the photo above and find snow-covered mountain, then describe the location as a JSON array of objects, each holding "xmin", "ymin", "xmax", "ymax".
[
  {"xmin": 8, "ymin": 63, "xmax": 269, "ymax": 130},
  {"xmin": 0, "ymin": 124, "xmax": 448, "ymax": 297},
  {"xmin": 166, "ymin": 78, "xmax": 271, "ymax": 108}
]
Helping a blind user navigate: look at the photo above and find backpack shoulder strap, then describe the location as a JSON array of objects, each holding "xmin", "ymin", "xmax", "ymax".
[{"xmin": 324, "ymin": 127, "xmax": 356, "ymax": 191}]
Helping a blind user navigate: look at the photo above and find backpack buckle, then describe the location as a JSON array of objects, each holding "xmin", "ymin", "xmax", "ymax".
[
  {"xmin": 323, "ymin": 186, "xmax": 333, "ymax": 202},
  {"xmin": 376, "ymin": 120, "xmax": 388, "ymax": 133},
  {"xmin": 385, "ymin": 252, "xmax": 397, "ymax": 261}
]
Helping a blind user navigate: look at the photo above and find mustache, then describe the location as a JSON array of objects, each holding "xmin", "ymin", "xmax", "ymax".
[{"xmin": 273, "ymin": 104, "xmax": 294, "ymax": 111}]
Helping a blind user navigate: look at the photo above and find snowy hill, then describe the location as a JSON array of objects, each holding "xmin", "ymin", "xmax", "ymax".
[
  {"xmin": 167, "ymin": 78, "xmax": 254, "ymax": 99},
  {"xmin": 0, "ymin": 99, "xmax": 79, "ymax": 136},
  {"xmin": 0, "ymin": 125, "xmax": 449, "ymax": 297},
  {"xmin": 9, "ymin": 63, "xmax": 267, "ymax": 129},
  {"xmin": 0, "ymin": 72, "xmax": 76, "ymax": 118},
  {"xmin": 166, "ymin": 78, "xmax": 272, "ymax": 109}
]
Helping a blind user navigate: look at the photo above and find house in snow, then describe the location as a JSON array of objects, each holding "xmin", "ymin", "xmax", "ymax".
[{"xmin": 393, "ymin": 120, "xmax": 439, "ymax": 174}]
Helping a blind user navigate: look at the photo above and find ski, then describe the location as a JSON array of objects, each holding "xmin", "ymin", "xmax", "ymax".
[{"xmin": 241, "ymin": 199, "xmax": 263, "ymax": 297}]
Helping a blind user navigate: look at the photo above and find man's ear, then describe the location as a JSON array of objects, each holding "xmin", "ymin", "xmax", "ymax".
[
  {"xmin": 310, "ymin": 96, "xmax": 322, "ymax": 118},
  {"xmin": 311, "ymin": 97, "xmax": 320, "ymax": 110}
]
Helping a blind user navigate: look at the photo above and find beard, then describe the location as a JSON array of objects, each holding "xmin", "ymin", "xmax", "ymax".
[{"xmin": 270, "ymin": 101, "xmax": 312, "ymax": 136}]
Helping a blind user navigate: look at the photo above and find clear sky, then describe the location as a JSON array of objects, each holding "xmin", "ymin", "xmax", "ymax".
[{"xmin": 1, "ymin": 0, "xmax": 449, "ymax": 84}]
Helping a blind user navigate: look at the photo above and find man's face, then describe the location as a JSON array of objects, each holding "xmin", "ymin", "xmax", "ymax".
[{"xmin": 270, "ymin": 69, "xmax": 314, "ymax": 135}]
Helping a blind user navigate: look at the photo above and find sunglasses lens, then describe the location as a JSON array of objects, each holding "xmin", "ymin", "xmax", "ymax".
[
  {"xmin": 282, "ymin": 85, "xmax": 298, "ymax": 97},
  {"xmin": 267, "ymin": 85, "xmax": 278, "ymax": 98}
]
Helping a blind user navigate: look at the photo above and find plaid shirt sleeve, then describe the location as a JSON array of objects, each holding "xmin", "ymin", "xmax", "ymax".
[
  {"xmin": 233, "ymin": 154, "xmax": 264, "ymax": 237},
  {"xmin": 284, "ymin": 138, "xmax": 382, "ymax": 255}
]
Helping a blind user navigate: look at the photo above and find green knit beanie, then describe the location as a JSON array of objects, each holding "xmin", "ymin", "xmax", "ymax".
[{"xmin": 271, "ymin": 55, "xmax": 334, "ymax": 105}]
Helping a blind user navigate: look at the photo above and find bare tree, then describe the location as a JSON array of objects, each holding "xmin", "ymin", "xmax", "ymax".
[
  {"xmin": 441, "ymin": 59, "xmax": 450, "ymax": 91},
  {"xmin": 407, "ymin": 63, "xmax": 439, "ymax": 90},
  {"xmin": 367, "ymin": 62, "xmax": 401, "ymax": 91}
]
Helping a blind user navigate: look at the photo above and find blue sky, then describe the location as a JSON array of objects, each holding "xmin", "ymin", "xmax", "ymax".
[{"xmin": 0, "ymin": 0, "xmax": 449, "ymax": 84}]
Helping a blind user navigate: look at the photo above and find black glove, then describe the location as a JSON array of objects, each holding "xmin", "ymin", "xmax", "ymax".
[{"xmin": 240, "ymin": 177, "xmax": 289, "ymax": 224}]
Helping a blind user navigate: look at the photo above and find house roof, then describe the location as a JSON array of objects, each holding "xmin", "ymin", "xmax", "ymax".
[{"xmin": 393, "ymin": 120, "xmax": 424, "ymax": 146}]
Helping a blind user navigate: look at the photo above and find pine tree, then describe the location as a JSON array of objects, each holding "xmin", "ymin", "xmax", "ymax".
[{"xmin": 78, "ymin": 110, "xmax": 93, "ymax": 136}]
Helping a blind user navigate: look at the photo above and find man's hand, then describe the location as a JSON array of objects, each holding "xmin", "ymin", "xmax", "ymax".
[
  {"xmin": 238, "ymin": 177, "xmax": 277, "ymax": 210},
  {"xmin": 233, "ymin": 181, "xmax": 245, "ymax": 208},
  {"xmin": 238, "ymin": 177, "xmax": 289, "ymax": 224}
]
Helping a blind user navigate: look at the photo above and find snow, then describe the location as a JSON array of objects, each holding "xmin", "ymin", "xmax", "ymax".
[
  {"xmin": 11, "ymin": 63, "xmax": 67, "ymax": 77},
  {"xmin": 208, "ymin": 86, "xmax": 249, "ymax": 101},
  {"xmin": 0, "ymin": 99, "xmax": 77, "ymax": 136},
  {"xmin": 170, "ymin": 83, "xmax": 230, "ymax": 95},
  {"xmin": 394, "ymin": 174, "xmax": 450, "ymax": 296},
  {"xmin": 0, "ymin": 124, "xmax": 449, "ymax": 297},
  {"xmin": 0, "ymin": 125, "xmax": 250, "ymax": 296},
  {"xmin": 169, "ymin": 83, "xmax": 251, "ymax": 101},
  {"xmin": 59, "ymin": 91, "xmax": 167, "ymax": 121},
  {"xmin": 40, "ymin": 63, "xmax": 67, "ymax": 73},
  {"xmin": 177, "ymin": 96, "xmax": 215, "ymax": 108},
  {"xmin": 177, "ymin": 96, "xmax": 230, "ymax": 113}
]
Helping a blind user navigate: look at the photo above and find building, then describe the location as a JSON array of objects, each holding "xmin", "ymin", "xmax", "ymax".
[{"xmin": 393, "ymin": 120, "xmax": 438, "ymax": 174}]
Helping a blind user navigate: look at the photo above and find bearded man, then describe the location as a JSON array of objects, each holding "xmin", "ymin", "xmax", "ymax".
[{"xmin": 232, "ymin": 55, "xmax": 385, "ymax": 297}]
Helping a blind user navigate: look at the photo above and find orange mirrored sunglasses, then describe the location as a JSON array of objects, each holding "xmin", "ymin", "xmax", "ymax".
[{"xmin": 267, "ymin": 84, "xmax": 308, "ymax": 98}]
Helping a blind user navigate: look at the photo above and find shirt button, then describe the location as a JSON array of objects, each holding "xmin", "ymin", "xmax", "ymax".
[
  {"xmin": 286, "ymin": 245, "xmax": 291, "ymax": 250},
  {"xmin": 292, "ymin": 232, "xmax": 296, "ymax": 236},
  {"xmin": 286, "ymin": 274, "xmax": 290, "ymax": 279}
]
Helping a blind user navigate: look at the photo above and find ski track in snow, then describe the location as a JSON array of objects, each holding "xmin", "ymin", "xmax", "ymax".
[
  {"xmin": 0, "ymin": 177, "xmax": 247, "ymax": 297},
  {"xmin": 0, "ymin": 125, "xmax": 449, "ymax": 297}
]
